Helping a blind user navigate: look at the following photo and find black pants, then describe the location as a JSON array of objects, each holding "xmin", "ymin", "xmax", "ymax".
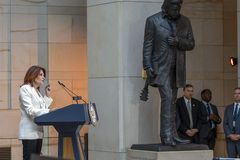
[
  {"xmin": 22, "ymin": 139, "xmax": 42, "ymax": 160},
  {"xmin": 226, "ymin": 139, "xmax": 240, "ymax": 158},
  {"xmin": 201, "ymin": 130, "xmax": 216, "ymax": 150}
]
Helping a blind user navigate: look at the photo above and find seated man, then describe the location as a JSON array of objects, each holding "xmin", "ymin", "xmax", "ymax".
[
  {"xmin": 199, "ymin": 89, "xmax": 221, "ymax": 150},
  {"xmin": 176, "ymin": 84, "xmax": 201, "ymax": 143}
]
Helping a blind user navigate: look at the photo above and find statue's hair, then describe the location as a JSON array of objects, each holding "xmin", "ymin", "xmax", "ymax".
[{"xmin": 162, "ymin": 0, "xmax": 183, "ymax": 13}]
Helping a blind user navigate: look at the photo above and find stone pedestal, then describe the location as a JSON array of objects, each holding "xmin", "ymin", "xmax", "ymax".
[
  {"xmin": 127, "ymin": 149, "xmax": 213, "ymax": 160},
  {"xmin": 130, "ymin": 143, "xmax": 209, "ymax": 151}
]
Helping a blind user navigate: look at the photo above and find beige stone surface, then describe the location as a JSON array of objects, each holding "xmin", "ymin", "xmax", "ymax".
[
  {"xmin": 48, "ymin": 15, "xmax": 72, "ymax": 43},
  {"xmin": 48, "ymin": 6, "xmax": 86, "ymax": 16},
  {"xmin": 214, "ymin": 140, "xmax": 227, "ymax": 157},
  {"xmin": 11, "ymin": 43, "xmax": 38, "ymax": 71},
  {"xmin": 11, "ymin": 5, "xmax": 47, "ymax": 14},
  {"xmin": 11, "ymin": 0, "xmax": 47, "ymax": 6},
  {"xmin": 224, "ymin": 0, "xmax": 237, "ymax": 12},
  {"xmin": 224, "ymin": 18, "xmax": 237, "ymax": 45},
  {"xmin": 48, "ymin": 0, "xmax": 86, "ymax": 6},
  {"xmin": 11, "ymin": 80, "xmax": 22, "ymax": 109},
  {"xmin": 48, "ymin": 144, "xmax": 58, "ymax": 157},
  {"xmin": 190, "ymin": 20, "xmax": 203, "ymax": 45},
  {"xmin": 11, "ymin": 145, "xmax": 23, "ymax": 160},
  {"xmin": 223, "ymin": 79, "xmax": 237, "ymax": 105},
  {"xmin": 0, "ymin": 43, "xmax": 10, "ymax": 72},
  {"xmin": 237, "ymin": 0, "xmax": 240, "ymax": 12},
  {"xmin": 202, "ymin": 20, "xmax": 223, "ymax": 45},
  {"xmin": 50, "ymin": 72, "xmax": 86, "ymax": 82},
  {"xmin": 87, "ymin": 2, "xmax": 122, "ymax": 78},
  {"xmin": 127, "ymin": 149, "xmax": 213, "ymax": 160},
  {"xmin": 11, "ymin": 14, "xmax": 48, "ymax": 43},
  {"xmin": 72, "ymin": 15, "xmax": 87, "ymax": 43},
  {"xmin": 202, "ymin": 46, "xmax": 223, "ymax": 72},
  {"xmin": 186, "ymin": 45, "xmax": 202, "ymax": 73},
  {"xmin": 0, "ymin": 80, "xmax": 8, "ymax": 109},
  {"xmin": 0, "ymin": 0, "xmax": 9, "ymax": 5},
  {"xmin": 88, "ymin": 0, "xmax": 162, "ymax": 7},
  {"xmin": 49, "ymin": 43, "xmax": 87, "ymax": 71},
  {"xmin": 217, "ymin": 106, "xmax": 226, "ymax": 133},
  {"xmin": 0, "ymin": 110, "xmax": 20, "ymax": 138},
  {"xmin": 0, "ymin": 13, "xmax": 10, "ymax": 43}
]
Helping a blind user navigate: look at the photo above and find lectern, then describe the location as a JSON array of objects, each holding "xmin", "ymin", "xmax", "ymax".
[{"xmin": 34, "ymin": 104, "xmax": 91, "ymax": 160}]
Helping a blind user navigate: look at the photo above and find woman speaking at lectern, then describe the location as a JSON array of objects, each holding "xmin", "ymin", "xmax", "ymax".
[{"xmin": 18, "ymin": 65, "xmax": 53, "ymax": 160}]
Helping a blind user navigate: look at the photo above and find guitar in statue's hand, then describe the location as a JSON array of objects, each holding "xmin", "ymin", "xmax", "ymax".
[{"xmin": 140, "ymin": 68, "xmax": 155, "ymax": 101}]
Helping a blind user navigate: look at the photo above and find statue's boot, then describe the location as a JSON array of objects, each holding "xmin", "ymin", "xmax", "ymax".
[
  {"xmin": 171, "ymin": 98, "xmax": 190, "ymax": 144},
  {"xmin": 161, "ymin": 136, "xmax": 176, "ymax": 147},
  {"xmin": 172, "ymin": 118, "xmax": 190, "ymax": 144},
  {"xmin": 173, "ymin": 136, "xmax": 190, "ymax": 144},
  {"xmin": 160, "ymin": 101, "xmax": 176, "ymax": 146}
]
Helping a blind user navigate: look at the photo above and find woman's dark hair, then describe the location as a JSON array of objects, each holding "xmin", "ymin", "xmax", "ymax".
[{"xmin": 23, "ymin": 65, "xmax": 46, "ymax": 87}]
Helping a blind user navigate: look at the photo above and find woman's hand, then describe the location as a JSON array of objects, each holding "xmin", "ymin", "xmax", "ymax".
[
  {"xmin": 45, "ymin": 84, "xmax": 51, "ymax": 97},
  {"xmin": 50, "ymin": 107, "xmax": 58, "ymax": 112}
]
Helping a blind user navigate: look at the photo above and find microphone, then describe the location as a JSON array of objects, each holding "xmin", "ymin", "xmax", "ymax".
[
  {"xmin": 58, "ymin": 81, "xmax": 65, "ymax": 87},
  {"xmin": 57, "ymin": 81, "xmax": 87, "ymax": 104}
]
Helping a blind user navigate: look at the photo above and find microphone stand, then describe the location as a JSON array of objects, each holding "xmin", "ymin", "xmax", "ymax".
[
  {"xmin": 58, "ymin": 81, "xmax": 87, "ymax": 104},
  {"xmin": 57, "ymin": 81, "xmax": 87, "ymax": 160}
]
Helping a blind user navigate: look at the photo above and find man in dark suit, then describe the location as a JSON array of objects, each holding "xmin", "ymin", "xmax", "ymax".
[
  {"xmin": 223, "ymin": 87, "xmax": 240, "ymax": 158},
  {"xmin": 176, "ymin": 84, "xmax": 201, "ymax": 143},
  {"xmin": 199, "ymin": 89, "xmax": 221, "ymax": 150},
  {"xmin": 142, "ymin": 0, "xmax": 195, "ymax": 146}
]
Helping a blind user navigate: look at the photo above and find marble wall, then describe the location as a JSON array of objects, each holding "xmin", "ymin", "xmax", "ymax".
[{"xmin": 0, "ymin": 0, "xmax": 87, "ymax": 159}]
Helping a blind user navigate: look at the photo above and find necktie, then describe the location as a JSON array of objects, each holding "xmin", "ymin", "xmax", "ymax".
[
  {"xmin": 233, "ymin": 104, "xmax": 239, "ymax": 133},
  {"xmin": 187, "ymin": 100, "xmax": 193, "ymax": 128},
  {"xmin": 207, "ymin": 103, "xmax": 214, "ymax": 128},
  {"xmin": 207, "ymin": 103, "xmax": 211, "ymax": 116},
  {"xmin": 233, "ymin": 104, "xmax": 239, "ymax": 121}
]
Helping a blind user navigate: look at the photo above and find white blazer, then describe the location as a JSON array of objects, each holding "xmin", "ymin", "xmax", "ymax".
[{"xmin": 18, "ymin": 84, "xmax": 53, "ymax": 139}]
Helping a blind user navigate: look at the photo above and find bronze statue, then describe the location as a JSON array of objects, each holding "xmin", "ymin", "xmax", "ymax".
[{"xmin": 141, "ymin": 0, "xmax": 195, "ymax": 146}]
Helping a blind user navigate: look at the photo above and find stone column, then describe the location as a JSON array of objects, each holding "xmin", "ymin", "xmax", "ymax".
[
  {"xmin": 238, "ymin": 1, "xmax": 240, "ymax": 84},
  {"xmin": 87, "ymin": 1, "xmax": 163, "ymax": 160}
]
